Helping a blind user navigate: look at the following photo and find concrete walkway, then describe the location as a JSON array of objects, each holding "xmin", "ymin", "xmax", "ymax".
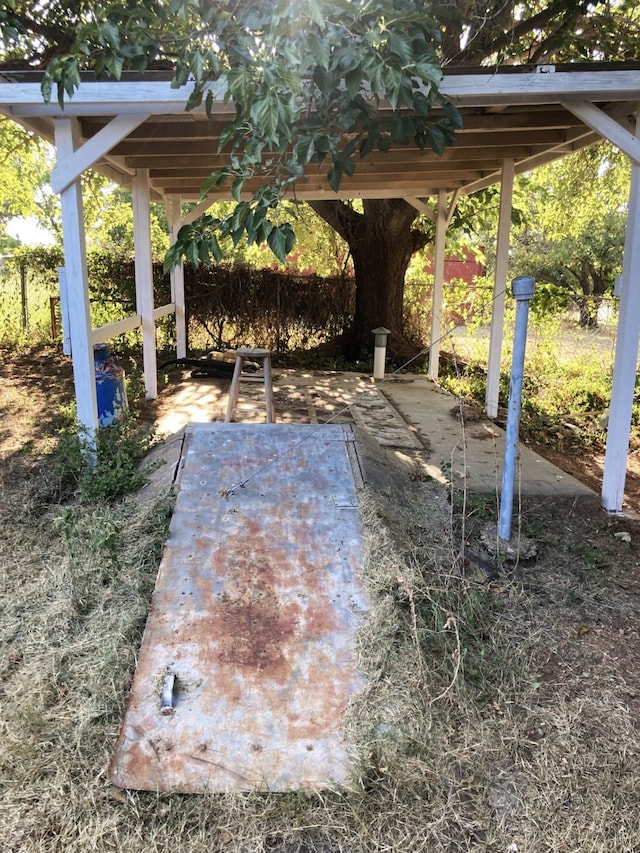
[
  {"xmin": 380, "ymin": 374, "xmax": 594, "ymax": 497},
  {"xmin": 150, "ymin": 367, "xmax": 594, "ymax": 499}
]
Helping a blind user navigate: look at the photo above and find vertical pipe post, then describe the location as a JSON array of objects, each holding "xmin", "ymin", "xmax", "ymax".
[
  {"xmin": 372, "ymin": 327, "xmax": 391, "ymax": 380},
  {"xmin": 499, "ymin": 275, "xmax": 535, "ymax": 542}
]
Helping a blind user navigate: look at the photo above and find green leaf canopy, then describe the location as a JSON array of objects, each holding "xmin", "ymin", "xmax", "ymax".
[{"xmin": 2, "ymin": 0, "xmax": 463, "ymax": 264}]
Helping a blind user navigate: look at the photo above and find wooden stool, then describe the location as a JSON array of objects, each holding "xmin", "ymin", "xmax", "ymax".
[{"xmin": 224, "ymin": 347, "xmax": 275, "ymax": 423}]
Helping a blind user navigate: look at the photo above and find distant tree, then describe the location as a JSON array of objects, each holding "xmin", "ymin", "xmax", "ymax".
[
  {"xmin": 0, "ymin": 116, "xmax": 168, "ymax": 253},
  {"xmin": 0, "ymin": 231, "xmax": 20, "ymax": 252},
  {"xmin": 87, "ymin": 186, "xmax": 169, "ymax": 260},
  {"xmin": 0, "ymin": 117, "xmax": 53, "ymax": 242},
  {"xmin": 512, "ymin": 144, "xmax": 630, "ymax": 327}
]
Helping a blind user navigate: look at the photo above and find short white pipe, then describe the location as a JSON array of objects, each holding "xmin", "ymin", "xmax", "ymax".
[
  {"xmin": 373, "ymin": 346, "xmax": 386, "ymax": 380},
  {"xmin": 372, "ymin": 327, "xmax": 391, "ymax": 380}
]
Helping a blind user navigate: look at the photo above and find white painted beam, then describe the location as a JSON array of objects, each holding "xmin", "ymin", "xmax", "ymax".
[
  {"xmin": 0, "ymin": 80, "xmax": 225, "ymax": 116},
  {"xmin": 440, "ymin": 71, "xmax": 640, "ymax": 107},
  {"xmin": 55, "ymin": 117, "xmax": 98, "ymax": 438},
  {"xmin": 154, "ymin": 302, "xmax": 176, "ymax": 321},
  {"xmin": 132, "ymin": 169, "xmax": 158, "ymax": 399},
  {"xmin": 165, "ymin": 196, "xmax": 187, "ymax": 358},
  {"xmin": 428, "ymin": 190, "xmax": 448, "ymax": 380},
  {"xmin": 405, "ymin": 197, "xmax": 435, "ymax": 220},
  {"xmin": 183, "ymin": 196, "xmax": 216, "ymax": 224},
  {"xmin": 90, "ymin": 314, "xmax": 142, "ymax": 345},
  {"xmin": 486, "ymin": 159, "xmax": 515, "ymax": 418},
  {"xmin": 561, "ymin": 101, "xmax": 640, "ymax": 164},
  {"xmin": 2, "ymin": 71, "xmax": 640, "ymax": 116},
  {"xmin": 446, "ymin": 189, "xmax": 461, "ymax": 227},
  {"xmin": 602, "ymin": 115, "xmax": 640, "ymax": 512},
  {"xmin": 51, "ymin": 113, "xmax": 149, "ymax": 193},
  {"xmin": 88, "ymin": 306, "xmax": 174, "ymax": 347}
]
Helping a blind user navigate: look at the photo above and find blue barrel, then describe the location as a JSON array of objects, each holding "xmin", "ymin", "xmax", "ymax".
[{"xmin": 94, "ymin": 343, "xmax": 128, "ymax": 426}]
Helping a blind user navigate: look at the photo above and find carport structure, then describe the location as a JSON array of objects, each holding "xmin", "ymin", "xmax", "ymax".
[{"xmin": 0, "ymin": 63, "xmax": 639, "ymax": 511}]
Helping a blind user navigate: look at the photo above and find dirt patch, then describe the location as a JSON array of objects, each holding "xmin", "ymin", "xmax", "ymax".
[{"xmin": 528, "ymin": 437, "xmax": 640, "ymax": 514}]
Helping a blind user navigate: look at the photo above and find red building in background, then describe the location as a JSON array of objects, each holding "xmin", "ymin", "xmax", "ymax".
[{"xmin": 422, "ymin": 247, "xmax": 484, "ymax": 286}]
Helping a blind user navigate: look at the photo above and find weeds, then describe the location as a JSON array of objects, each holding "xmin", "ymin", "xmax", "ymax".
[
  {"xmin": 53, "ymin": 411, "xmax": 158, "ymax": 503},
  {"xmin": 439, "ymin": 314, "xmax": 621, "ymax": 452},
  {"xmin": 3, "ymin": 347, "xmax": 640, "ymax": 851}
]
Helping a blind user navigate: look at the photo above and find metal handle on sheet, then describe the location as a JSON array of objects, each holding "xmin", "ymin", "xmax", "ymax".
[{"xmin": 160, "ymin": 672, "xmax": 176, "ymax": 715}]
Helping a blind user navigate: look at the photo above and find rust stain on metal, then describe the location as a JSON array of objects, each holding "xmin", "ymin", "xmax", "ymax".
[{"xmin": 110, "ymin": 423, "xmax": 367, "ymax": 792}]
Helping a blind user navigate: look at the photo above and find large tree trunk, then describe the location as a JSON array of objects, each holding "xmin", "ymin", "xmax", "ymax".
[{"xmin": 308, "ymin": 198, "xmax": 429, "ymax": 360}]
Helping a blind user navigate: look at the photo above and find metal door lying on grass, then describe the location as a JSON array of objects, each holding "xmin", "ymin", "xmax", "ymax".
[{"xmin": 110, "ymin": 423, "xmax": 368, "ymax": 792}]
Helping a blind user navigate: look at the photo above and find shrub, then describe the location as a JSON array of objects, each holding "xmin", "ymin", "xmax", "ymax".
[{"xmin": 53, "ymin": 411, "xmax": 157, "ymax": 503}]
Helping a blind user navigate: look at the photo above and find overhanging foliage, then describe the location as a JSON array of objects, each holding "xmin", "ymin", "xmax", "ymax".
[{"xmin": 2, "ymin": 0, "xmax": 463, "ymax": 263}]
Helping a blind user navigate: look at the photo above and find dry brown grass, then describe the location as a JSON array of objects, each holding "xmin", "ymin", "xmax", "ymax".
[{"xmin": 2, "ymin": 349, "xmax": 640, "ymax": 852}]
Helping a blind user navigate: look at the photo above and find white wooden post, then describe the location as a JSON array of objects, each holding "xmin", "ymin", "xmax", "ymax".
[
  {"xmin": 54, "ymin": 117, "xmax": 98, "ymax": 437},
  {"xmin": 166, "ymin": 196, "xmax": 187, "ymax": 358},
  {"xmin": 132, "ymin": 169, "xmax": 158, "ymax": 399},
  {"xmin": 58, "ymin": 267, "xmax": 72, "ymax": 356},
  {"xmin": 428, "ymin": 190, "xmax": 448, "ymax": 380},
  {"xmin": 486, "ymin": 159, "xmax": 515, "ymax": 418},
  {"xmin": 601, "ymin": 116, "xmax": 640, "ymax": 512}
]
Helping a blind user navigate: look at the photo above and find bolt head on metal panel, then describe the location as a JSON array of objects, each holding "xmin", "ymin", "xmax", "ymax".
[{"xmin": 511, "ymin": 275, "xmax": 536, "ymax": 300}]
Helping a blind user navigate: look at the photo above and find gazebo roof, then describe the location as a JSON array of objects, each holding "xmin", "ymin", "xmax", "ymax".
[
  {"xmin": 1, "ymin": 63, "xmax": 639, "ymax": 205},
  {"xmin": 0, "ymin": 62, "xmax": 639, "ymax": 513}
]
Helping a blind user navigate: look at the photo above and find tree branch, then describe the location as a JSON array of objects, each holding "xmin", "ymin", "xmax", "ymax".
[
  {"xmin": 308, "ymin": 200, "xmax": 362, "ymax": 245},
  {"xmin": 447, "ymin": 0, "xmax": 589, "ymax": 66}
]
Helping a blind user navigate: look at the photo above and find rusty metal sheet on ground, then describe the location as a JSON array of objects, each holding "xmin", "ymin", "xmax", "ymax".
[{"xmin": 110, "ymin": 423, "xmax": 367, "ymax": 793}]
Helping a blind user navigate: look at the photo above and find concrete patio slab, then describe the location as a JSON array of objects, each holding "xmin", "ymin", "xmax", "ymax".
[{"xmin": 149, "ymin": 367, "xmax": 594, "ymax": 499}]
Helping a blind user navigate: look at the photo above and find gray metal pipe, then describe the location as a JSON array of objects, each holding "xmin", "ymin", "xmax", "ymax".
[{"xmin": 499, "ymin": 276, "xmax": 535, "ymax": 542}]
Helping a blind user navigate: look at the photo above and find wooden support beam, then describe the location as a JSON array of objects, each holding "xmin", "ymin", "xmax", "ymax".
[
  {"xmin": 91, "ymin": 314, "xmax": 142, "ymax": 345},
  {"xmin": 486, "ymin": 159, "xmax": 515, "ymax": 419},
  {"xmin": 111, "ymin": 129, "xmax": 568, "ymax": 158},
  {"xmin": 602, "ymin": 115, "xmax": 640, "ymax": 511},
  {"xmin": 80, "ymin": 106, "xmax": 585, "ymax": 140},
  {"xmin": 51, "ymin": 113, "xmax": 149, "ymax": 193},
  {"xmin": 3, "ymin": 71, "xmax": 639, "ymax": 119},
  {"xmin": 561, "ymin": 101, "xmax": 640, "ymax": 164},
  {"xmin": 406, "ymin": 197, "xmax": 435, "ymax": 219},
  {"xmin": 55, "ymin": 117, "xmax": 99, "ymax": 438},
  {"xmin": 126, "ymin": 145, "xmax": 536, "ymax": 171},
  {"xmin": 132, "ymin": 169, "xmax": 158, "ymax": 399}
]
